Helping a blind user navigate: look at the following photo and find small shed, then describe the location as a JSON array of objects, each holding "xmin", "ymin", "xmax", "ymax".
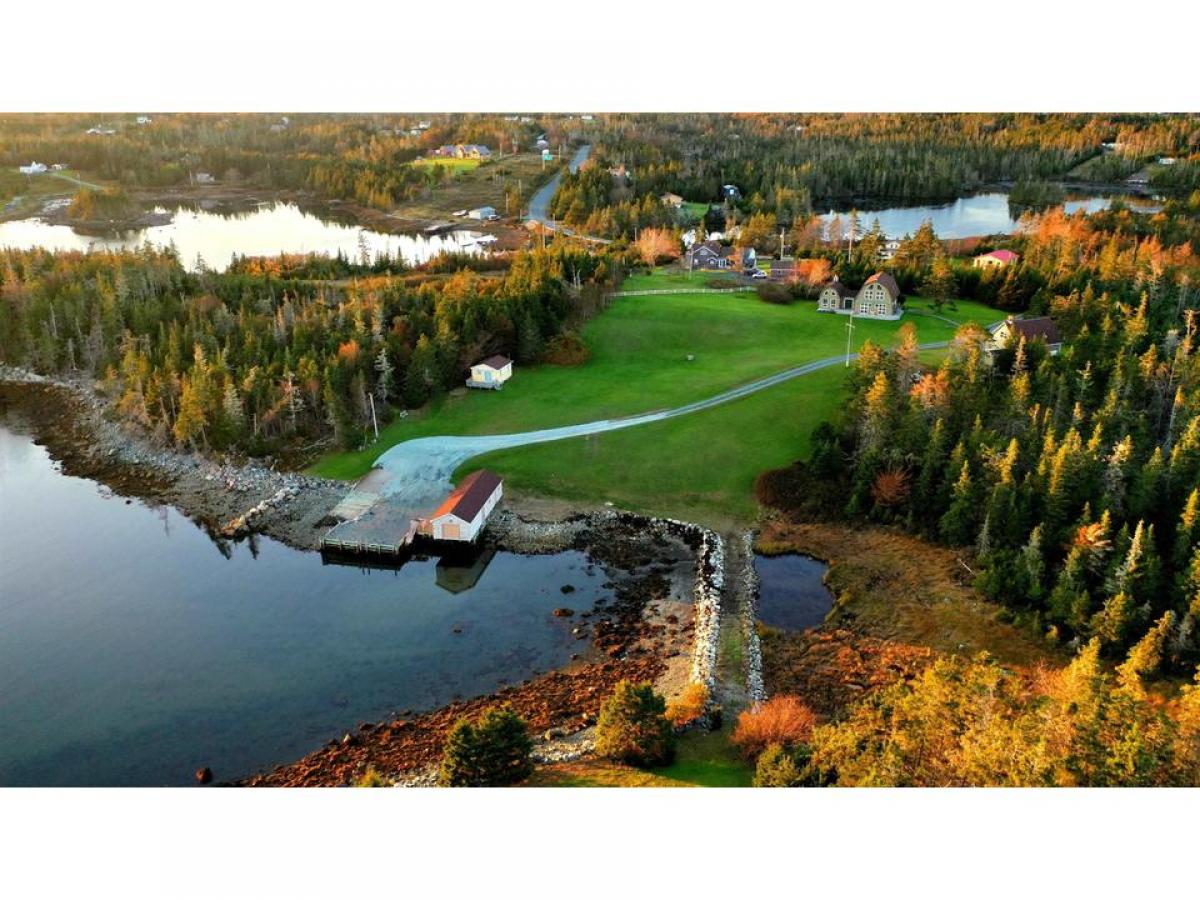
[
  {"xmin": 467, "ymin": 206, "xmax": 497, "ymax": 220},
  {"xmin": 467, "ymin": 354, "xmax": 513, "ymax": 389},
  {"xmin": 420, "ymin": 470, "xmax": 504, "ymax": 543}
]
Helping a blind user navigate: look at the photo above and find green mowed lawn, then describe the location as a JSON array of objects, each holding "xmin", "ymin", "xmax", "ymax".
[
  {"xmin": 531, "ymin": 727, "xmax": 754, "ymax": 787},
  {"xmin": 407, "ymin": 157, "xmax": 482, "ymax": 173},
  {"xmin": 310, "ymin": 267, "xmax": 997, "ymax": 515},
  {"xmin": 463, "ymin": 364, "xmax": 848, "ymax": 526}
]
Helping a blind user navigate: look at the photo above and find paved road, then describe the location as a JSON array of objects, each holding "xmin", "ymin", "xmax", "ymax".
[
  {"xmin": 525, "ymin": 144, "xmax": 591, "ymax": 224},
  {"xmin": 369, "ymin": 339, "xmax": 955, "ymax": 511}
]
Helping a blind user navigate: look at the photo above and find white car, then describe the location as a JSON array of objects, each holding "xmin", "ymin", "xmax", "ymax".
[{"xmin": 748, "ymin": 269, "xmax": 767, "ymax": 279}]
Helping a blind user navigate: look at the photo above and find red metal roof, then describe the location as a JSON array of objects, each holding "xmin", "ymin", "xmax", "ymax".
[
  {"xmin": 430, "ymin": 469, "xmax": 503, "ymax": 523},
  {"xmin": 984, "ymin": 249, "xmax": 1019, "ymax": 262}
]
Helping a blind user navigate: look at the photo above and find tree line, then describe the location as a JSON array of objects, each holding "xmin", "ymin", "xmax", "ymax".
[
  {"xmin": 0, "ymin": 243, "xmax": 618, "ymax": 455},
  {"xmin": 759, "ymin": 202, "xmax": 1200, "ymax": 670}
]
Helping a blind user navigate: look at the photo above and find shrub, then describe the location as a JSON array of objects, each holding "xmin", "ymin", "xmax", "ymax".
[
  {"xmin": 595, "ymin": 680, "xmax": 676, "ymax": 767},
  {"xmin": 542, "ymin": 331, "xmax": 591, "ymax": 366},
  {"xmin": 355, "ymin": 765, "xmax": 389, "ymax": 787},
  {"xmin": 732, "ymin": 696, "xmax": 818, "ymax": 759},
  {"xmin": 664, "ymin": 682, "xmax": 709, "ymax": 728},
  {"xmin": 754, "ymin": 744, "xmax": 803, "ymax": 787},
  {"xmin": 755, "ymin": 282, "xmax": 794, "ymax": 304},
  {"xmin": 438, "ymin": 706, "xmax": 533, "ymax": 787}
]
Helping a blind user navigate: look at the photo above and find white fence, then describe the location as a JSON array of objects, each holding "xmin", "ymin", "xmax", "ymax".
[{"xmin": 611, "ymin": 287, "xmax": 757, "ymax": 297}]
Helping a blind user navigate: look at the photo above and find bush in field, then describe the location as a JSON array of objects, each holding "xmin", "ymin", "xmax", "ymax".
[
  {"xmin": 732, "ymin": 696, "xmax": 818, "ymax": 759},
  {"xmin": 438, "ymin": 706, "xmax": 533, "ymax": 787},
  {"xmin": 755, "ymin": 282, "xmax": 794, "ymax": 304},
  {"xmin": 542, "ymin": 331, "xmax": 591, "ymax": 366},
  {"xmin": 595, "ymin": 680, "xmax": 676, "ymax": 767},
  {"xmin": 754, "ymin": 743, "xmax": 808, "ymax": 787},
  {"xmin": 664, "ymin": 682, "xmax": 709, "ymax": 728}
]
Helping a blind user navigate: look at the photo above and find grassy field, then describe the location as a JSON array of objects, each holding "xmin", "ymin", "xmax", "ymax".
[
  {"xmin": 389, "ymin": 151, "xmax": 552, "ymax": 222},
  {"xmin": 1, "ymin": 169, "xmax": 110, "ymax": 220},
  {"xmin": 529, "ymin": 727, "xmax": 754, "ymax": 787},
  {"xmin": 311, "ymin": 269, "xmax": 996, "ymax": 524},
  {"xmin": 406, "ymin": 157, "xmax": 482, "ymax": 173},
  {"xmin": 681, "ymin": 201, "xmax": 709, "ymax": 222}
]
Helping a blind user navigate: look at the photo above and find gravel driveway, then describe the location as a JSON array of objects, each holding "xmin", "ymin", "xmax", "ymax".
[{"xmin": 369, "ymin": 341, "xmax": 953, "ymax": 510}]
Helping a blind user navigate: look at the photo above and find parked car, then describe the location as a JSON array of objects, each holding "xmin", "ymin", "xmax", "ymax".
[{"xmin": 747, "ymin": 268, "xmax": 767, "ymax": 279}]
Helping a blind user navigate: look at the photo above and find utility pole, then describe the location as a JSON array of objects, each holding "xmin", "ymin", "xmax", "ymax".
[
  {"xmin": 845, "ymin": 307, "xmax": 856, "ymax": 368},
  {"xmin": 367, "ymin": 394, "xmax": 379, "ymax": 440},
  {"xmin": 779, "ymin": 227, "xmax": 785, "ymax": 260}
]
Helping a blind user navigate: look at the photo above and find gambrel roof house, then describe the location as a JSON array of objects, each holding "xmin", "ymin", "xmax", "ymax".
[{"xmin": 817, "ymin": 272, "xmax": 902, "ymax": 319}]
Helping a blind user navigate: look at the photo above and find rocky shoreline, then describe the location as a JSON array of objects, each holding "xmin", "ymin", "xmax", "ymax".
[
  {"xmin": 0, "ymin": 367, "xmax": 344, "ymax": 550},
  {"xmin": 2, "ymin": 367, "xmax": 735, "ymax": 787},
  {"xmin": 239, "ymin": 509, "xmax": 729, "ymax": 786}
]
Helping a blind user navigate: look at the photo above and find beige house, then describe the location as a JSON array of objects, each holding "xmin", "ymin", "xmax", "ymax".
[
  {"xmin": 466, "ymin": 355, "xmax": 513, "ymax": 390},
  {"xmin": 974, "ymin": 249, "xmax": 1019, "ymax": 269},
  {"xmin": 419, "ymin": 470, "xmax": 503, "ymax": 543},
  {"xmin": 818, "ymin": 272, "xmax": 902, "ymax": 319},
  {"xmin": 659, "ymin": 192, "xmax": 684, "ymax": 208},
  {"xmin": 988, "ymin": 316, "xmax": 1063, "ymax": 355}
]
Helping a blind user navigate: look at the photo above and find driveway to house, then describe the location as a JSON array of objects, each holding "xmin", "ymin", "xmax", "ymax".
[
  {"xmin": 369, "ymin": 339, "xmax": 956, "ymax": 511},
  {"xmin": 525, "ymin": 144, "xmax": 591, "ymax": 224}
]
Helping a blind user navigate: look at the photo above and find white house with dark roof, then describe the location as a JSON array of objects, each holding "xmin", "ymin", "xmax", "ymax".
[
  {"xmin": 418, "ymin": 470, "xmax": 503, "ymax": 543},
  {"xmin": 466, "ymin": 354, "xmax": 513, "ymax": 390},
  {"xmin": 989, "ymin": 316, "xmax": 1063, "ymax": 355}
]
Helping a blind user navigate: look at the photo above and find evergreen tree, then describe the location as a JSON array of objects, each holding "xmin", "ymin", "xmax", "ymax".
[
  {"xmin": 594, "ymin": 680, "xmax": 675, "ymax": 767},
  {"xmin": 437, "ymin": 707, "xmax": 533, "ymax": 787}
]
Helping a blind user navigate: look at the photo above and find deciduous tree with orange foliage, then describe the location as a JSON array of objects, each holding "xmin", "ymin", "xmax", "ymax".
[{"xmin": 731, "ymin": 695, "xmax": 819, "ymax": 759}]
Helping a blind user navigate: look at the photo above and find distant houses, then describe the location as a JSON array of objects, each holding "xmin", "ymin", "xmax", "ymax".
[
  {"xmin": 659, "ymin": 192, "xmax": 683, "ymax": 208},
  {"xmin": 974, "ymin": 249, "xmax": 1020, "ymax": 269},
  {"xmin": 722, "ymin": 184, "xmax": 742, "ymax": 201},
  {"xmin": 193, "ymin": 172, "xmax": 216, "ymax": 185},
  {"xmin": 466, "ymin": 205, "xmax": 498, "ymax": 221},
  {"xmin": 684, "ymin": 240, "xmax": 756, "ymax": 273},
  {"xmin": 433, "ymin": 144, "xmax": 493, "ymax": 160},
  {"xmin": 817, "ymin": 272, "xmax": 903, "ymax": 319},
  {"xmin": 768, "ymin": 258, "xmax": 796, "ymax": 282},
  {"xmin": 878, "ymin": 238, "xmax": 903, "ymax": 261},
  {"xmin": 466, "ymin": 354, "xmax": 513, "ymax": 390},
  {"xmin": 989, "ymin": 316, "xmax": 1063, "ymax": 355},
  {"xmin": 18, "ymin": 162, "xmax": 47, "ymax": 176},
  {"xmin": 136, "ymin": 115, "xmax": 152, "ymax": 125},
  {"xmin": 86, "ymin": 125, "xmax": 116, "ymax": 136}
]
